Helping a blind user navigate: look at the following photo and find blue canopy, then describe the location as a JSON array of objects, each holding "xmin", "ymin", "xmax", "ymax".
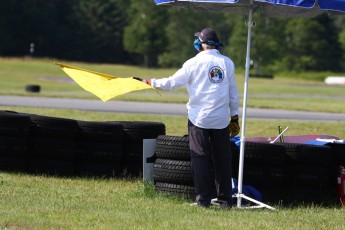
[{"xmin": 154, "ymin": 0, "xmax": 345, "ymax": 17}]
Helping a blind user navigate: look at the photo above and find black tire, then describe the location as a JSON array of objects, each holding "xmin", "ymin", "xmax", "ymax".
[
  {"xmin": 121, "ymin": 142, "xmax": 144, "ymax": 177},
  {"xmin": 328, "ymin": 143, "xmax": 345, "ymax": 166},
  {"xmin": 287, "ymin": 164, "xmax": 334, "ymax": 188},
  {"xmin": 107, "ymin": 121, "xmax": 165, "ymax": 176},
  {"xmin": 0, "ymin": 157, "xmax": 27, "ymax": 172},
  {"xmin": 29, "ymin": 137, "xmax": 75, "ymax": 161},
  {"xmin": 30, "ymin": 114, "xmax": 79, "ymax": 140},
  {"xmin": 153, "ymin": 158, "xmax": 193, "ymax": 185},
  {"xmin": 155, "ymin": 182, "xmax": 195, "ymax": 200},
  {"xmin": 242, "ymin": 163, "xmax": 287, "ymax": 189},
  {"xmin": 123, "ymin": 141, "xmax": 143, "ymax": 162},
  {"xmin": 282, "ymin": 143, "xmax": 332, "ymax": 165},
  {"xmin": 76, "ymin": 141, "xmax": 123, "ymax": 163},
  {"xmin": 25, "ymin": 84, "xmax": 40, "ymax": 93},
  {"xmin": 109, "ymin": 121, "xmax": 166, "ymax": 141},
  {"xmin": 120, "ymin": 141, "xmax": 146, "ymax": 177},
  {"xmin": 244, "ymin": 141, "xmax": 288, "ymax": 164},
  {"xmin": 77, "ymin": 121, "xmax": 123, "ymax": 142},
  {"xmin": 0, "ymin": 110, "xmax": 32, "ymax": 136},
  {"xmin": 0, "ymin": 136, "xmax": 28, "ymax": 157},
  {"xmin": 155, "ymin": 135, "xmax": 190, "ymax": 160}
]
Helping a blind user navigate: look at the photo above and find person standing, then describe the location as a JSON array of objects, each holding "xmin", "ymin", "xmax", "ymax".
[{"xmin": 141, "ymin": 28, "xmax": 240, "ymax": 208}]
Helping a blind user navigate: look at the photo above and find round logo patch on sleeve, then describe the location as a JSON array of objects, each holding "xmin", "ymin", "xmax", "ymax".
[{"xmin": 208, "ymin": 66, "xmax": 224, "ymax": 83}]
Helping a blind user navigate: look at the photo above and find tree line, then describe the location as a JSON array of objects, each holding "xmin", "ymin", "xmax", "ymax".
[{"xmin": 1, "ymin": 0, "xmax": 345, "ymax": 73}]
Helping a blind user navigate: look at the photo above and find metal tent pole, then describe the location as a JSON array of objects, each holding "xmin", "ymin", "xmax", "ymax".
[{"xmin": 235, "ymin": 0, "xmax": 275, "ymax": 210}]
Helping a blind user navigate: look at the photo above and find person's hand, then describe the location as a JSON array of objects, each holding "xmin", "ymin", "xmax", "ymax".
[{"xmin": 229, "ymin": 115, "xmax": 240, "ymax": 137}]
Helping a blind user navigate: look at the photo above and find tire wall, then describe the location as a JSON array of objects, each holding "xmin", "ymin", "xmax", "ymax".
[
  {"xmin": 154, "ymin": 135, "xmax": 343, "ymax": 205},
  {"xmin": 153, "ymin": 135, "xmax": 223, "ymax": 200},
  {"xmin": 0, "ymin": 111, "xmax": 31, "ymax": 171},
  {"xmin": 233, "ymin": 141, "xmax": 339, "ymax": 204},
  {"xmin": 1, "ymin": 110, "xmax": 343, "ymax": 205},
  {"xmin": 0, "ymin": 110, "xmax": 165, "ymax": 178}
]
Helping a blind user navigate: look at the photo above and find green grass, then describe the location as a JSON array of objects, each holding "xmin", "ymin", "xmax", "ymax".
[{"xmin": 0, "ymin": 173, "xmax": 345, "ymax": 230}]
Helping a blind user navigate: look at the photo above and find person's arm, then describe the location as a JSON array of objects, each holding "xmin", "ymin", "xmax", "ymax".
[{"xmin": 142, "ymin": 66, "xmax": 190, "ymax": 91}]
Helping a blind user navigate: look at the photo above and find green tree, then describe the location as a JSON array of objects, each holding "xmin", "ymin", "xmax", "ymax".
[
  {"xmin": 158, "ymin": 8, "xmax": 238, "ymax": 68},
  {"xmin": 157, "ymin": 8, "xmax": 196, "ymax": 68},
  {"xmin": 250, "ymin": 17, "xmax": 286, "ymax": 74},
  {"xmin": 68, "ymin": 0, "xmax": 130, "ymax": 62},
  {"xmin": 0, "ymin": 0, "xmax": 76, "ymax": 57},
  {"xmin": 340, "ymin": 30, "xmax": 345, "ymax": 70},
  {"xmin": 0, "ymin": 0, "xmax": 130, "ymax": 63},
  {"xmin": 282, "ymin": 15, "xmax": 342, "ymax": 71},
  {"xmin": 226, "ymin": 16, "xmax": 248, "ymax": 70},
  {"xmin": 335, "ymin": 15, "xmax": 345, "ymax": 71},
  {"xmin": 123, "ymin": 0, "xmax": 168, "ymax": 67}
]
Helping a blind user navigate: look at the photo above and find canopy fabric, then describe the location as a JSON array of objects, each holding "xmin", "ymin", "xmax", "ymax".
[
  {"xmin": 55, "ymin": 62, "xmax": 158, "ymax": 102},
  {"xmin": 154, "ymin": 0, "xmax": 345, "ymax": 17}
]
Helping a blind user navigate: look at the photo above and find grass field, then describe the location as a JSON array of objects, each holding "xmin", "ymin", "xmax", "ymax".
[
  {"xmin": 1, "ymin": 173, "xmax": 345, "ymax": 230},
  {"xmin": 0, "ymin": 58, "xmax": 345, "ymax": 229}
]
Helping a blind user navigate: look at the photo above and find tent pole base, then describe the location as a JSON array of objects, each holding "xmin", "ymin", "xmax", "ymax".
[{"xmin": 234, "ymin": 193, "xmax": 275, "ymax": 210}]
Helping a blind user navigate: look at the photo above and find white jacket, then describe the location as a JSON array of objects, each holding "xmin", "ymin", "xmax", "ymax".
[{"xmin": 151, "ymin": 49, "xmax": 239, "ymax": 129}]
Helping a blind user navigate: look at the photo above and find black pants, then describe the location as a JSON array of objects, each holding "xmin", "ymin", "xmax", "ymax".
[{"xmin": 188, "ymin": 120, "xmax": 232, "ymax": 206}]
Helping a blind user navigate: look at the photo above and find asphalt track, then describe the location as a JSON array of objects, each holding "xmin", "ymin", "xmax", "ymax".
[{"xmin": 0, "ymin": 95, "xmax": 344, "ymax": 122}]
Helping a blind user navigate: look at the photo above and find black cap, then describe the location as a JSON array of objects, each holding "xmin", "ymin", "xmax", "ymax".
[{"xmin": 194, "ymin": 28, "xmax": 219, "ymax": 43}]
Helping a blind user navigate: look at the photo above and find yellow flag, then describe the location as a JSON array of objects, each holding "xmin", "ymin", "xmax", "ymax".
[{"xmin": 55, "ymin": 62, "xmax": 158, "ymax": 102}]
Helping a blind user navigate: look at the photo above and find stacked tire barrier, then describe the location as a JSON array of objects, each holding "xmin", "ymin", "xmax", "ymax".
[
  {"xmin": 0, "ymin": 110, "xmax": 165, "ymax": 178},
  {"xmin": 112, "ymin": 121, "xmax": 166, "ymax": 177},
  {"xmin": 235, "ymin": 142, "xmax": 338, "ymax": 204},
  {"xmin": 153, "ymin": 135, "xmax": 196, "ymax": 199},
  {"xmin": 76, "ymin": 121, "xmax": 124, "ymax": 177},
  {"xmin": 153, "ymin": 135, "xmax": 238, "ymax": 200},
  {"xmin": 0, "ymin": 111, "xmax": 31, "ymax": 171},
  {"xmin": 28, "ymin": 114, "xmax": 79, "ymax": 175},
  {"xmin": 153, "ymin": 134, "xmax": 344, "ymax": 205},
  {"xmin": 1, "ymin": 109, "xmax": 343, "ymax": 205},
  {"xmin": 239, "ymin": 141, "xmax": 288, "ymax": 191},
  {"xmin": 282, "ymin": 143, "xmax": 336, "ymax": 204}
]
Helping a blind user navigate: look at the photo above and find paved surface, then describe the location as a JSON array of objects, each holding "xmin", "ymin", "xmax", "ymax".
[{"xmin": 0, "ymin": 95, "xmax": 344, "ymax": 122}]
